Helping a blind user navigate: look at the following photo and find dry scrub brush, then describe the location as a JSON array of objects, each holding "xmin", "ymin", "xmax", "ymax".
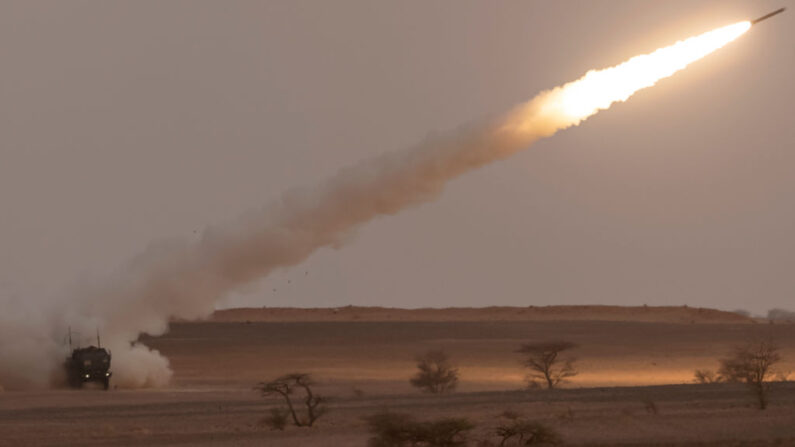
[
  {"xmin": 494, "ymin": 411, "xmax": 561, "ymax": 446},
  {"xmin": 410, "ymin": 350, "xmax": 459, "ymax": 394},
  {"xmin": 365, "ymin": 411, "xmax": 473, "ymax": 447},
  {"xmin": 693, "ymin": 369, "xmax": 722, "ymax": 384}
]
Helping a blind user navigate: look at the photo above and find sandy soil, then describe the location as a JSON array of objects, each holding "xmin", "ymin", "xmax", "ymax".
[
  {"xmin": 2, "ymin": 306, "xmax": 794, "ymax": 446},
  {"xmin": 3, "ymin": 383, "xmax": 795, "ymax": 446}
]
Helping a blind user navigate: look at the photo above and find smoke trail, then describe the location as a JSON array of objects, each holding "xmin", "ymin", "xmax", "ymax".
[{"xmin": 0, "ymin": 22, "xmax": 749, "ymax": 389}]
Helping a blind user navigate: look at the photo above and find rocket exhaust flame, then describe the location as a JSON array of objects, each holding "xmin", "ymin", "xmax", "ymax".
[
  {"xmin": 503, "ymin": 22, "xmax": 751, "ymax": 134},
  {"xmin": 0, "ymin": 21, "xmax": 752, "ymax": 389}
]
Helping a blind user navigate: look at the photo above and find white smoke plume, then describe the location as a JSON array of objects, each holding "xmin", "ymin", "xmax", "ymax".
[
  {"xmin": 0, "ymin": 295, "xmax": 63, "ymax": 389},
  {"xmin": 0, "ymin": 22, "xmax": 749, "ymax": 389}
]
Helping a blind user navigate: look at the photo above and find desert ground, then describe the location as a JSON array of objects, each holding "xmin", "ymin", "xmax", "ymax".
[{"xmin": 2, "ymin": 306, "xmax": 795, "ymax": 446}]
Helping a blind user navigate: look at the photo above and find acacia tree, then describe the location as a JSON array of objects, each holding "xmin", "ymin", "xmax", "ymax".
[
  {"xmin": 256, "ymin": 373, "xmax": 326, "ymax": 427},
  {"xmin": 718, "ymin": 340, "xmax": 781, "ymax": 410},
  {"xmin": 517, "ymin": 341, "xmax": 578, "ymax": 389},
  {"xmin": 409, "ymin": 350, "xmax": 459, "ymax": 394}
]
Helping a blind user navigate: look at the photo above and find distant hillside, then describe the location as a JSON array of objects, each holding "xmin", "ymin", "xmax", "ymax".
[{"xmin": 204, "ymin": 305, "xmax": 754, "ymax": 324}]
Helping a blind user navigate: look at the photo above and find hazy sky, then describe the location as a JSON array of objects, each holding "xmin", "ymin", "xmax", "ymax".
[{"xmin": 1, "ymin": 1, "xmax": 793, "ymax": 314}]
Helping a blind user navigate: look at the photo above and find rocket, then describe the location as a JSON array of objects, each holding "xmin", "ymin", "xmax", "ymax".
[{"xmin": 751, "ymin": 8, "xmax": 785, "ymax": 25}]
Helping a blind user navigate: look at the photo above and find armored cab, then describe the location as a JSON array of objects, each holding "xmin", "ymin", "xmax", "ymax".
[{"xmin": 65, "ymin": 346, "xmax": 112, "ymax": 390}]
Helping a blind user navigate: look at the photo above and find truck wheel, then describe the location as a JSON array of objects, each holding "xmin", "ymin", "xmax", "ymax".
[{"xmin": 103, "ymin": 377, "xmax": 110, "ymax": 390}]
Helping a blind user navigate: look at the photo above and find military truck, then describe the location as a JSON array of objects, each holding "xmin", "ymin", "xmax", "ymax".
[{"xmin": 65, "ymin": 345, "xmax": 112, "ymax": 390}]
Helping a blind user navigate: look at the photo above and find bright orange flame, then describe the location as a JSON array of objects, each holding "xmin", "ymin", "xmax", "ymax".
[{"xmin": 504, "ymin": 21, "xmax": 751, "ymax": 135}]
